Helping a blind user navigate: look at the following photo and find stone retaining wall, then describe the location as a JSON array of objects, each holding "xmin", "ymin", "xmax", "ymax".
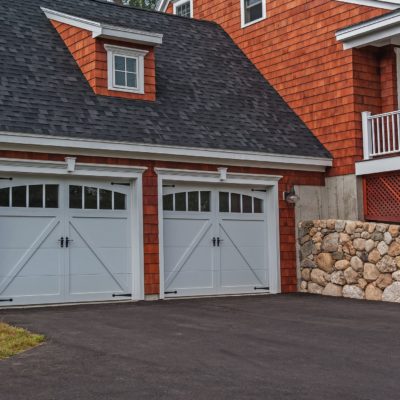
[{"xmin": 298, "ymin": 220, "xmax": 400, "ymax": 302}]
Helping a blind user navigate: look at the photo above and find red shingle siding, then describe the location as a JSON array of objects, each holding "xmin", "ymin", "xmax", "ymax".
[
  {"xmin": 51, "ymin": 21, "xmax": 156, "ymax": 101},
  {"xmin": 166, "ymin": 0, "xmax": 393, "ymax": 176},
  {"xmin": 0, "ymin": 150, "xmax": 324, "ymax": 294}
]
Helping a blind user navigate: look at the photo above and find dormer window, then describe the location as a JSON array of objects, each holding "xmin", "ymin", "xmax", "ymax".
[
  {"xmin": 105, "ymin": 45, "xmax": 148, "ymax": 94},
  {"xmin": 173, "ymin": 0, "xmax": 193, "ymax": 18},
  {"xmin": 241, "ymin": 0, "xmax": 266, "ymax": 28}
]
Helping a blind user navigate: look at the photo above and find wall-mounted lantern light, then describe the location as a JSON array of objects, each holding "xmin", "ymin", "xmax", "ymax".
[{"xmin": 284, "ymin": 186, "xmax": 300, "ymax": 204}]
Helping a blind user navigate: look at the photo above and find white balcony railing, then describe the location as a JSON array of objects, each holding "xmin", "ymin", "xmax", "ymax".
[{"xmin": 362, "ymin": 110, "xmax": 400, "ymax": 160}]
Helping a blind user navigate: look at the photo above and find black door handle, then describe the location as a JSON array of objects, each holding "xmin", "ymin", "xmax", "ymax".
[
  {"xmin": 212, "ymin": 237, "xmax": 216, "ymax": 247},
  {"xmin": 58, "ymin": 237, "xmax": 64, "ymax": 248},
  {"xmin": 65, "ymin": 237, "xmax": 73, "ymax": 248},
  {"xmin": 217, "ymin": 237, "xmax": 223, "ymax": 247}
]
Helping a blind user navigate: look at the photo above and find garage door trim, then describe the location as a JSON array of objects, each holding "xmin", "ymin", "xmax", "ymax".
[
  {"xmin": 155, "ymin": 168, "xmax": 281, "ymax": 299},
  {"xmin": 0, "ymin": 158, "xmax": 146, "ymax": 302}
]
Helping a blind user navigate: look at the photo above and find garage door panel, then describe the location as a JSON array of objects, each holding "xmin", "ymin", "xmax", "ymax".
[
  {"xmin": 163, "ymin": 185, "xmax": 270, "ymax": 297},
  {"xmin": 69, "ymin": 248, "xmax": 129, "ymax": 275},
  {"xmin": 0, "ymin": 216, "xmax": 59, "ymax": 249},
  {"xmin": 69, "ymin": 273, "xmax": 128, "ymax": 295},
  {"xmin": 69, "ymin": 217, "xmax": 129, "ymax": 248},
  {"xmin": 2, "ymin": 275, "xmax": 62, "ymax": 297},
  {"xmin": 167, "ymin": 269, "xmax": 214, "ymax": 290},
  {"xmin": 0, "ymin": 178, "xmax": 134, "ymax": 306},
  {"xmin": 163, "ymin": 218, "xmax": 211, "ymax": 247}
]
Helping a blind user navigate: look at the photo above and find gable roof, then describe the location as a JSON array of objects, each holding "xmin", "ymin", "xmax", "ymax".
[{"xmin": 0, "ymin": 0, "xmax": 330, "ymax": 160}]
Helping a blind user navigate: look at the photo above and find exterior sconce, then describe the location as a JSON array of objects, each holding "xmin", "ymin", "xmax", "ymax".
[
  {"xmin": 218, "ymin": 167, "xmax": 228, "ymax": 181},
  {"xmin": 65, "ymin": 157, "xmax": 77, "ymax": 173},
  {"xmin": 284, "ymin": 187, "xmax": 300, "ymax": 204}
]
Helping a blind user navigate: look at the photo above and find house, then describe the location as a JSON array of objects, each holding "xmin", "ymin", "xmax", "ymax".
[
  {"xmin": 0, "ymin": 0, "xmax": 332, "ymax": 307},
  {"xmin": 158, "ymin": 0, "xmax": 400, "ymax": 224}
]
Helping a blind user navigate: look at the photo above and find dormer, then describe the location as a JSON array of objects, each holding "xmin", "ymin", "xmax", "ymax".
[{"xmin": 41, "ymin": 8, "xmax": 163, "ymax": 101}]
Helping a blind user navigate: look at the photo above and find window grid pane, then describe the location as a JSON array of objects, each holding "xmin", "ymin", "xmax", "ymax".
[
  {"xmin": 29, "ymin": 185, "xmax": 43, "ymax": 208},
  {"xmin": 176, "ymin": 1, "xmax": 191, "ymax": 17},
  {"xmin": 0, "ymin": 187, "xmax": 10, "ymax": 207},
  {"xmin": 12, "ymin": 186, "xmax": 26, "ymax": 207},
  {"xmin": 45, "ymin": 185, "xmax": 59, "ymax": 208}
]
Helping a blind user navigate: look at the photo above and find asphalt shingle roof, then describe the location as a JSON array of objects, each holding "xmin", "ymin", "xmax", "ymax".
[{"xmin": 0, "ymin": 0, "xmax": 331, "ymax": 159}]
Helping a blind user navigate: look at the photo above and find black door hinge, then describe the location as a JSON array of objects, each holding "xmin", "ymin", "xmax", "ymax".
[
  {"xmin": 0, "ymin": 298, "xmax": 13, "ymax": 302},
  {"xmin": 164, "ymin": 291, "xmax": 178, "ymax": 295},
  {"xmin": 162, "ymin": 184, "xmax": 175, "ymax": 188},
  {"xmin": 251, "ymin": 189, "xmax": 267, "ymax": 193},
  {"xmin": 0, "ymin": 177, "xmax": 12, "ymax": 180},
  {"xmin": 254, "ymin": 286, "xmax": 269, "ymax": 291},
  {"xmin": 112, "ymin": 293, "xmax": 132, "ymax": 298}
]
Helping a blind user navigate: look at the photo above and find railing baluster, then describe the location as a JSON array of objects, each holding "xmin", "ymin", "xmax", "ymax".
[
  {"xmin": 398, "ymin": 113, "xmax": 400, "ymax": 152},
  {"xmin": 387, "ymin": 114, "xmax": 391, "ymax": 153},
  {"xmin": 376, "ymin": 116, "xmax": 381, "ymax": 155},
  {"xmin": 391, "ymin": 114, "xmax": 395, "ymax": 153},
  {"xmin": 371, "ymin": 117, "xmax": 376, "ymax": 155},
  {"xmin": 382, "ymin": 116, "xmax": 386, "ymax": 154}
]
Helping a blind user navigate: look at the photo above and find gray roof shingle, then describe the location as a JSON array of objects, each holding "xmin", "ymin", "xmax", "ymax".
[{"xmin": 0, "ymin": 0, "xmax": 331, "ymax": 159}]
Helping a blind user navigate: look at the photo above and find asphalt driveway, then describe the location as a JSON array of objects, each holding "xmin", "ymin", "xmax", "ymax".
[{"xmin": 1, "ymin": 294, "xmax": 399, "ymax": 400}]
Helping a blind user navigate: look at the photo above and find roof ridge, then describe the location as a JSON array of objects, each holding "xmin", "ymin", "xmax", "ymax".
[{"xmin": 87, "ymin": 0, "xmax": 219, "ymax": 26}]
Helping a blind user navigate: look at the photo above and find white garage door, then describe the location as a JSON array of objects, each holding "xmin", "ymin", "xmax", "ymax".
[
  {"xmin": 163, "ymin": 184, "xmax": 269, "ymax": 297},
  {"xmin": 0, "ymin": 176, "xmax": 133, "ymax": 306}
]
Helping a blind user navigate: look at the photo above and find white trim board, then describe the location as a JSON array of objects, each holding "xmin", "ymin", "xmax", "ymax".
[
  {"xmin": 336, "ymin": 8, "xmax": 400, "ymax": 49},
  {"xmin": 155, "ymin": 168, "xmax": 281, "ymax": 299},
  {"xmin": 41, "ymin": 7, "xmax": 163, "ymax": 46},
  {"xmin": 337, "ymin": 0, "xmax": 400, "ymax": 10},
  {"xmin": 0, "ymin": 132, "xmax": 332, "ymax": 172},
  {"xmin": 355, "ymin": 155, "xmax": 400, "ymax": 175}
]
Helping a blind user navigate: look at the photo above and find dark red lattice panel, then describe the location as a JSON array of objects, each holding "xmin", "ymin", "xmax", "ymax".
[{"xmin": 365, "ymin": 172, "xmax": 400, "ymax": 222}]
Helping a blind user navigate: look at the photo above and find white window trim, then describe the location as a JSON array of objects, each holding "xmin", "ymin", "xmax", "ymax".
[
  {"xmin": 155, "ymin": 167, "xmax": 281, "ymax": 299},
  {"xmin": 337, "ymin": 0, "xmax": 400, "ymax": 10},
  {"xmin": 240, "ymin": 0, "xmax": 267, "ymax": 29},
  {"xmin": 105, "ymin": 44, "xmax": 148, "ymax": 94},
  {"xmin": 172, "ymin": 0, "xmax": 193, "ymax": 18}
]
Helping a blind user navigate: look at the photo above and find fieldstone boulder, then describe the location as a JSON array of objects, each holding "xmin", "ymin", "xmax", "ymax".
[
  {"xmin": 330, "ymin": 271, "xmax": 346, "ymax": 286},
  {"xmin": 311, "ymin": 269, "xmax": 328, "ymax": 286},
  {"xmin": 301, "ymin": 259, "xmax": 316, "ymax": 269},
  {"xmin": 300, "ymin": 241, "xmax": 313, "ymax": 259},
  {"xmin": 392, "ymin": 270, "xmax": 400, "ymax": 282},
  {"xmin": 343, "ymin": 285, "xmax": 364, "ymax": 300},
  {"xmin": 376, "ymin": 255, "xmax": 397, "ymax": 273},
  {"xmin": 322, "ymin": 233, "xmax": 339, "ymax": 252},
  {"xmin": 377, "ymin": 241, "xmax": 389, "ymax": 256},
  {"xmin": 376, "ymin": 223, "xmax": 389, "ymax": 233},
  {"xmin": 308, "ymin": 282, "xmax": 323, "ymax": 295},
  {"xmin": 322, "ymin": 283, "xmax": 343, "ymax": 297},
  {"xmin": 334, "ymin": 259, "xmax": 350, "ymax": 271},
  {"xmin": 368, "ymin": 249, "xmax": 381, "ymax": 264},
  {"xmin": 365, "ymin": 239, "xmax": 375, "ymax": 253},
  {"xmin": 363, "ymin": 263, "xmax": 380, "ymax": 282},
  {"xmin": 383, "ymin": 282, "xmax": 400, "ymax": 302},
  {"xmin": 388, "ymin": 241, "xmax": 400, "ymax": 257},
  {"xmin": 384, "ymin": 231, "xmax": 393, "ymax": 245},
  {"xmin": 365, "ymin": 284, "xmax": 383, "ymax": 301},
  {"xmin": 353, "ymin": 238, "xmax": 366, "ymax": 251},
  {"xmin": 376, "ymin": 274, "xmax": 393, "ymax": 290},
  {"xmin": 299, "ymin": 221, "xmax": 314, "ymax": 238},
  {"xmin": 345, "ymin": 221, "xmax": 357, "ymax": 234},
  {"xmin": 358, "ymin": 278, "xmax": 368, "ymax": 290},
  {"xmin": 312, "ymin": 232, "xmax": 323, "ymax": 243},
  {"xmin": 367, "ymin": 223, "xmax": 376, "ymax": 234},
  {"xmin": 335, "ymin": 220, "xmax": 346, "ymax": 232},
  {"xmin": 388, "ymin": 225, "xmax": 400, "ymax": 238},
  {"xmin": 316, "ymin": 253, "xmax": 334, "ymax": 273},
  {"xmin": 339, "ymin": 233, "xmax": 350, "ymax": 243},
  {"xmin": 300, "ymin": 281, "xmax": 308, "ymax": 292},
  {"xmin": 344, "ymin": 267, "xmax": 359, "ymax": 284},
  {"xmin": 301, "ymin": 268, "xmax": 311, "ymax": 281},
  {"xmin": 350, "ymin": 256, "xmax": 363, "ymax": 272},
  {"xmin": 371, "ymin": 232, "xmax": 383, "ymax": 242}
]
